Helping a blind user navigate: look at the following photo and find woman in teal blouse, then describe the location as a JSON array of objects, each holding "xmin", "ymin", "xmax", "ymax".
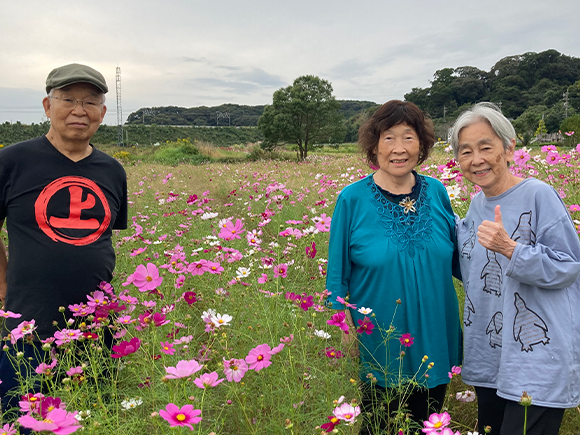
[{"xmin": 326, "ymin": 100, "xmax": 462, "ymax": 433}]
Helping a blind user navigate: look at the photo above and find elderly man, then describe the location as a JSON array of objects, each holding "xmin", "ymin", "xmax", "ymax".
[{"xmin": 0, "ymin": 63, "xmax": 127, "ymax": 412}]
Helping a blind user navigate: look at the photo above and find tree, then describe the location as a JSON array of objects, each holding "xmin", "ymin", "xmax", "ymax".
[{"xmin": 258, "ymin": 75, "xmax": 345, "ymax": 160}]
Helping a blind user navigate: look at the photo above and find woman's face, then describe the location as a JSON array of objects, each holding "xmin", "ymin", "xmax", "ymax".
[
  {"xmin": 457, "ymin": 121, "xmax": 515, "ymax": 197},
  {"xmin": 374, "ymin": 123, "xmax": 420, "ymax": 180}
]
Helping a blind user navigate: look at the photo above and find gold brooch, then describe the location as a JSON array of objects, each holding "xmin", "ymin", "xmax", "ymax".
[{"xmin": 399, "ymin": 196, "xmax": 416, "ymax": 214}]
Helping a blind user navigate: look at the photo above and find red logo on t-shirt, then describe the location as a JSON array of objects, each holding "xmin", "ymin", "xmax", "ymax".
[{"xmin": 34, "ymin": 176, "xmax": 111, "ymax": 246}]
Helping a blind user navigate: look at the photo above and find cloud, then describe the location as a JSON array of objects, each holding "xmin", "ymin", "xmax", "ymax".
[{"xmin": 182, "ymin": 57, "xmax": 206, "ymax": 63}]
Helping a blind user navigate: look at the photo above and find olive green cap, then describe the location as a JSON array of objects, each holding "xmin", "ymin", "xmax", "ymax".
[{"xmin": 46, "ymin": 63, "xmax": 108, "ymax": 94}]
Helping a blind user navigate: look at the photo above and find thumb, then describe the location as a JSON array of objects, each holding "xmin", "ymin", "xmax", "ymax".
[{"xmin": 494, "ymin": 205, "xmax": 502, "ymax": 224}]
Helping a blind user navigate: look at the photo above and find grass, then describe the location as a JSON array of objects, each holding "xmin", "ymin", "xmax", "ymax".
[{"xmin": 1, "ymin": 145, "xmax": 579, "ymax": 434}]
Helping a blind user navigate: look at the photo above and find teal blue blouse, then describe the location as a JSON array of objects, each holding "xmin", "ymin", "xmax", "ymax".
[{"xmin": 326, "ymin": 174, "xmax": 462, "ymax": 388}]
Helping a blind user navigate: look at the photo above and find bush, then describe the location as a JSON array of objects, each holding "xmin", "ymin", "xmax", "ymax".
[{"xmin": 152, "ymin": 139, "xmax": 211, "ymax": 165}]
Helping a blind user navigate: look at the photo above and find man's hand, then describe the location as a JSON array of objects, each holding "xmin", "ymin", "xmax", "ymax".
[{"xmin": 477, "ymin": 205, "xmax": 517, "ymax": 260}]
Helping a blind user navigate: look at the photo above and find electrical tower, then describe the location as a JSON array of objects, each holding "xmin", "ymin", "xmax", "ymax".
[{"xmin": 116, "ymin": 66, "xmax": 123, "ymax": 146}]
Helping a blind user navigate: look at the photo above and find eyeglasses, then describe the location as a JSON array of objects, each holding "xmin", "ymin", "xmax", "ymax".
[{"xmin": 49, "ymin": 96, "xmax": 103, "ymax": 112}]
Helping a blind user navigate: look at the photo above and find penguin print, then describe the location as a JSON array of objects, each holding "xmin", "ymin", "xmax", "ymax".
[
  {"xmin": 513, "ymin": 292, "xmax": 550, "ymax": 352},
  {"xmin": 461, "ymin": 221, "xmax": 476, "ymax": 259},
  {"xmin": 511, "ymin": 211, "xmax": 537, "ymax": 245},
  {"xmin": 464, "ymin": 282, "xmax": 475, "ymax": 327},
  {"xmin": 481, "ymin": 250, "xmax": 502, "ymax": 297},
  {"xmin": 486, "ymin": 312, "xmax": 503, "ymax": 348}
]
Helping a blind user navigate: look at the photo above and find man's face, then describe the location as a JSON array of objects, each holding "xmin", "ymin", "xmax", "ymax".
[{"xmin": 43, "ymin": 83, "xmax": 106, "ymax": 144}]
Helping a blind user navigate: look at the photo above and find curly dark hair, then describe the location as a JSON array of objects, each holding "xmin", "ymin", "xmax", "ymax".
[{"xmin": 358, "ymin": 100, "xmax": 435, "ymax": 167}]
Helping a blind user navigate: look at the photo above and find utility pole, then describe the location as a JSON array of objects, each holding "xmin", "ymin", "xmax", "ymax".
[
  {"xmin": 443, "ymin": 105, "xmax": 446, "ymax": 122},
  {"xmin": 563, "ymin": 90, "xmax": 569, "ymax": 118},
  {"xmin": 116, "ymin": 66, "xmax": 123, "ymax": 146}
]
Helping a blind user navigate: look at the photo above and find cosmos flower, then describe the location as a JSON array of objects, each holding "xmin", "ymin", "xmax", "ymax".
[
  {"xmin": 165, "ymin": 360, "xmax": 204, "ymax": 379},
  {"xmin": 159, "ymin": 403, "xmax": 202, "ymax": 430}
]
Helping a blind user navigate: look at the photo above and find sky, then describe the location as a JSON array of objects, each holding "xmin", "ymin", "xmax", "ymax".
[{"xmin": 1, "ymin": 0, "xmax": 579, "ymax": 125}]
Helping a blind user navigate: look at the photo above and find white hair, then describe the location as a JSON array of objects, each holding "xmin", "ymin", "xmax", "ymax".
[{"xmin": 449, "ymin": 102, "xmax": 515, "ymax": 158}]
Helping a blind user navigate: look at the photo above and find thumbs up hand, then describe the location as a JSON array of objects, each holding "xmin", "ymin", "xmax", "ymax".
[{"xmin": 477, "ymin": 205, "xmax": 517, "ymax": 260}]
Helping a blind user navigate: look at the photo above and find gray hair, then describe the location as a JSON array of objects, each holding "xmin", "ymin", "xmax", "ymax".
[
  {"xmin": 449, "ymin": 102, "xmax": 515, "ymax": 158},
  {"xmin": 48, "ymin": 88, "xmax": 106, "ymax": 104}
]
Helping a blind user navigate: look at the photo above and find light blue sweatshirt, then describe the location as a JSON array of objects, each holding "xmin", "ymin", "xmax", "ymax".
[{"xmin": 457, "ymin": 178, "xmax": 580, "ymax": 408}]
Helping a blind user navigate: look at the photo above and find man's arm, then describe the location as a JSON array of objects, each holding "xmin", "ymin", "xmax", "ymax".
[{"xmin": 0, "ymin": 219, "xmax": 7, "ymax": 305}]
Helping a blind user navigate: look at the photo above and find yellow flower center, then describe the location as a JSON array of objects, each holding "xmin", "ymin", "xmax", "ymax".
[
  {"xmin": 146, "ymin": 276, "xmax": 153, "ymax": 282},
  {"xmin": 345, "ymin": 414, "xmax": 352, "ymax": 419},
  {"xmin": 257, "ymin": 355, "xmax": 263, "ymax": 361},
  {"xmin": 331, "ymin": 417, "xmax": 338, "ymax": 423},
  {"xmin": 232, "ymin": 365, "xmax": 238, "ymax": 370},
  {"xmin": 176, "ymin": 413, "xmax": 186, "ymax": 421},
  {"xmin": 434, "ymin": 422, "xmax": 442, "ymax": 428}
]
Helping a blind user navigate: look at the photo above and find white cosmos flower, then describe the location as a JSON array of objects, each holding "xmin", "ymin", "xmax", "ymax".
[
  {"xmin": 200, "ymin": 212, "xmax": 218, "ymax": 220},
  {"xmin": 75, "ymin": 410, "xmax": 91, "ymax": 421},
  {"xmin": 358, "ymin": 307, "xmax": 373, "ymax": 315},
  {"xmin": 121, "ymin": 398, "xmax": 143, "ymax": 409},
  {"xmin": 158, "ymin": 199, "xmax": 166, "ymax": 205},
  {"xmin": 201, "ymin": 309, "xmax": 217, "ymax": 322},
  {"xmin": 314, "ymin": 330, "xmax": 331, "ymax": 339},
  {"xmin": 236, "ymin": 267, "xmax": 251, "ymax": 278},
  {"xmin": 446, "ymin": 185, "xmax": 461, "ymax": 201},
  {"xmin": 456, "ymin": 390, "xmax": 476, "ymax": 403},
  {"xmin": 211, "ymin": 313, "xmax": 232, "ymax": 327}
]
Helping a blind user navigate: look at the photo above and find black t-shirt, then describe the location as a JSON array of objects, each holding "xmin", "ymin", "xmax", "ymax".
[{"xmin": 0, "ymin": 136, "xmax": 127, "ymax": 339}]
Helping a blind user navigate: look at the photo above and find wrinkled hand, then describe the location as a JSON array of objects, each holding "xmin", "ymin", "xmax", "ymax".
[
  {"xmin": 477, "ymin": 205, "xmax": 517, "ymax": 260},
  {"xmin": 342, "ymin": 310, "xmax": 360, "ymax": 358}
]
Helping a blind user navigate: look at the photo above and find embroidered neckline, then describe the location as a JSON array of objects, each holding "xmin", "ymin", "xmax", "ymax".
[{"xmin": 367, "ymin": 174, "xmax": 433, "ymax": 257}]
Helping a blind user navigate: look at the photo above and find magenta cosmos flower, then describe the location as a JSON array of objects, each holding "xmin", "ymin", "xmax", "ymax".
[
  {"xmin": 111, "ymin": 337, "xmax": 141, "ymax": 358},
  {"xmin": 273, "ymin": 263, "xmax": 288, "ymax": 278},
  {"xmin": 193, "ymin": 371, "xmax": 225, "ymax": 389},
  {"xmin": 327, "ymin": 311, "xmax": 350, "ymax": 333},
  {"xmin": 400, "ymin": 333, "xmax": 414, "ymax": 347},
  {"xmin": 422, "ymin": 411, "xmax": 451, "ymax": 433},
  {"xmin": 356, "ymin": 317, "xmax": 374, "ymax": 335},
  {"xmin": 165, "ymin": 359, "xmax": 204, "ymax": 379},
  {"xmin": 223, "ymin": 358, "xmax": 248, "ymax": 382},
  {"xmin": 159, "ymin": 403, "xmax": 201, "ymax": 430},
  {"xmin": 218, "ymin": 219, "xmax": 245, "ymax": 240},
  {"xmin": 18, "ymin": 408, "xmax": 80, "ymax": 434},
  {"xmin": 513, "ymin": 149, "xmax": 530, "ymax": 166},
  {"xmin": 131, "ymin": 263, "xmax": 163, "ymax": 292}
]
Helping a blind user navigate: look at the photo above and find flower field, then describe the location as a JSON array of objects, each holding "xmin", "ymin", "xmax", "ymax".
[{"xmin": 1, "ymin": 144, "xmax": 580, "ymax": 435}]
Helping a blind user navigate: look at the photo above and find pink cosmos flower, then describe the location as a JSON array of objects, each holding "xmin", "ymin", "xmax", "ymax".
[
  {"xmin": 0, "ymin": 423, "xmax": 16, "ymax": 435},
  {"xmin": 400, "ymin": 333, "xmax": 414, "ymax": 347},
  {"xmin": 111, "ymin": 337, "xmax": 141, "ymax": 358},
  {"xmin": 35, "ymin": 359, "xmax": 58, "ymax": 376},
  {"xmin": 336, "ymin": 296, "xmax": 357, "ymax": 309},
  {"xmin": 18, "ymin": 408, "xmax": 80, "ymax": 434},
  {"xmin": 576, "ymin": 143, "xmax": 580, "ymax": 154},
  {"xmin": 19, "ymin": 393, "xmax": 44, "ymax": 415},
  {"xmin": 314, "ymin": 214, "xmax": 332, "ymax": 232},
  {"xmin": 513, "ymin": 149, "xmax": 531, "ymax": 166},
  {"xmin": 66, "ymin": 367, "xmax": 83, "ymax": 377},
  {"xmin": 218, "ymin": 219, "xmax": 245, "ymax": 240},
  {"xmin": 356, "ymin": 317, "xmax": 374, "ymax": 335},
  {"xmin": 333, "ymin": 402, "xmax": 361, "ymax": 423},
  {"xmin": 160, "ymin": 341, "xmax": 176, "ymax": 355},
  {"xmin": 131, "ymin": 263, "xmax": 163, "ymax": 291},
  {"xmin": 280, "ymin": 334, "xmax": 294, "ymax": 344},
  {"xmin": 448, "ymin": 365, "xmax": 461, "ymax": 379},
  {"xmin": 245, "ymin": 344, "xmax": 273, "ymax": 371},
  {"xmin": 422, "ymin": 411, "xmax": 451, "ymax": 433},
  {"xmin": 541, "ymin": 145, "xmax": 557, "ymax": 153},
  {"xmin": 165, "ymin": 359, "xmax": 204, "ymax": 379},
  {"xmin": 193, "ymin": 371, "xmax": 225, "ymax": 389},
  {"xmin": 270, "ymin": 343, "xmax": 284, "ymax": 355},
  {"xmin": 258, "ymin": 273, "xmax": 269, "ymax": 284},
  {"xmin": 207, "ymin": 261, "xmax": 224, "ymax": 274},
  {"xmin": 273, "ymin": 263, "xmax": 288, "ymax": 278},
  {"xmin": 327, "ymin": 311, "xmax": 350, "ymax": 334},
  {"xmin": 159, "ymin": 403, "xmax": 202, "ymax": 430},
  {"xmin": 223, "ymin": 358, "xmax": 248, "ymax": 382},
  {"xmin": 54, "ymin": 329, "xmax": 82, "ymax": 346},
  {"xmin": 437, "ymin": 429, "xmax": 461, "ymax": 435},
  {"xmin": 570, "ymin": 204, "xmax": 580, "ymax": 212},
  {"xmin": 546, "ymin": 151, "xmax": 561, "ymax": 165},
  {"xmin": 10, "ymin": 320, "xmax": 36, "ymax": 341},
  {"xmin": 0, "ymin": 310, "xmax": 21, "ymax": 319},
  {"xmin": 188, "ymin": 259, "xmax": 211, "ymax": 276}
]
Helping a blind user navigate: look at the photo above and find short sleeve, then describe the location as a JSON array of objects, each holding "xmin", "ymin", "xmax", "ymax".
[{"xmin": 325, "ymin": 191, "xmax": 352, "ymax": 310}]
